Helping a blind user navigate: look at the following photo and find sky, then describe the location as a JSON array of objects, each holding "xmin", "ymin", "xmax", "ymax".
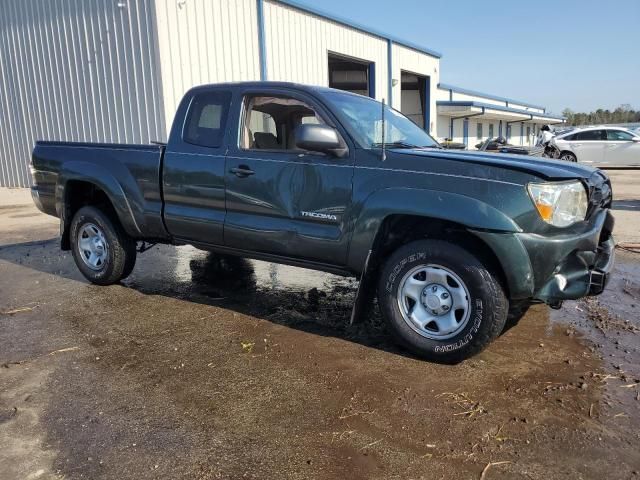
[{"xmin": 293, "ymin": 0, "xmax": 640, "ymax": 114}]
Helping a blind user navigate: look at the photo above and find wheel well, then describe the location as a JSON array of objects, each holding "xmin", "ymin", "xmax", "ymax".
[
  {"xmin": 369, "ymin": 214, "xmax": 510, "ymax": 297},
  {"xmin": 61, "ymin": 180, "xmax": 118, "ymax": 250}
]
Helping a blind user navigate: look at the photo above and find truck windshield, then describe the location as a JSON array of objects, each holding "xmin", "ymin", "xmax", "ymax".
[{"xmin": 323, "ymin": 91, "xmax": 440, "ymax": 149}]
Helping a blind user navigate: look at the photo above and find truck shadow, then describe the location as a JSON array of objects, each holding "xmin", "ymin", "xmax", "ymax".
[
  {"xmin": 128, "ymin": 247, "xmax": 412, "ymax": 357},
  {"xmin": 0, "ymin": 239, "xmax": 411, "ymax": 359}
]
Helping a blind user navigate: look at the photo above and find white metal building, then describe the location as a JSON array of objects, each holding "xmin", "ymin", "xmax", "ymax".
[
  {"xmin": 0, "ymin": 0, "xmax": 561, "ymax": 188},
  {"xmin": 435, "ymin": 84, "xmax": 564, "ymax": 148}
]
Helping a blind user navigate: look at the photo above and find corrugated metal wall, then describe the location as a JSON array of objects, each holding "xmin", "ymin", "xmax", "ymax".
[
  {"xmin": 153, "ymin": 0, "xmax": 261, "ymax": 135},
  {"xmin": 263, "ymin": 1, "xmax": 389, "ymax": 101},
  {"xmin": 0, "ymin": 0, "xmax": 165, "ymax": 188},
  {"xmin": 0, "ymin": 0, "xmax": 445, "ymax": 188}
]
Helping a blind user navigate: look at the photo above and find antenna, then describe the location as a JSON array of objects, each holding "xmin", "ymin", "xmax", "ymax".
[{"xmin": 381, "ymin": 98, "xmax": 386, "ymax": 161}]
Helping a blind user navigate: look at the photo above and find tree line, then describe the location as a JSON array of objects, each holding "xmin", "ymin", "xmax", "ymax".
[{"xmin": 562, "ymin": 104, "xmax": 640, "ymax": 126}]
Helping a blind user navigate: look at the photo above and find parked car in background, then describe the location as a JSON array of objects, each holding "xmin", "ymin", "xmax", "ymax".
[
  {"xmin": 475, "ymin": 137, "xmax": 508, "ymax": 152},
  {"xmin": 476, "ymin": 137, "xmax": 545, "ymax": 156},
  {"xmin": 552, "ymin": 126, "xmax": 640, "ymax": 166},
  {"xmin": 440, "ymin": 138, "xmax": 466, "ymax": 150},
  {"xmin": 551, "ymin": 127, "xmax": 576, "ymax": 137}
]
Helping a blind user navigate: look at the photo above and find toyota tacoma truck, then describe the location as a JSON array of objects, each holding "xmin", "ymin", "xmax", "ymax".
[{"xmin": 30, "ymin": 82, "xmax": 615, "ymax": 363}]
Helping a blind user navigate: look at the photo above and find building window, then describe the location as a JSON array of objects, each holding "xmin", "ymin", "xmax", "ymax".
[
  {"xmin": 506, "ymin": 124, "xmax": 512, "ymax": 140},
  {"xmin": 476, "ymin": 123, "xmax": 483, "ymax": 140},
  {"xmin": 488, "ymin": 124, "xmax": 494, "ymax": 138},
  {"xmin": 526, "ymin": 126, "xmax": 531, "ymax": 144},
  {"xmin": 328, "ymin": 53, "xmax": 375, "ymax": 98}
]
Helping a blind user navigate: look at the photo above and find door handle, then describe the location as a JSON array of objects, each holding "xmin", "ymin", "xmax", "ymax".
[{"xmin": 230, "ymin": 165, "xmax": 255, "ymax": 177}]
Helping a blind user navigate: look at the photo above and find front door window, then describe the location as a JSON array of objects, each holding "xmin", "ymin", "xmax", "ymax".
[{"xmin": 242, "ymin": 96, "xmax": 326, "ymax": 151}]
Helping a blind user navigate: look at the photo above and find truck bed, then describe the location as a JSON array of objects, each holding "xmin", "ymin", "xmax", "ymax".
[{"xmin": 31, "ymin": 141, "xmax": 169, "ymax": 240}]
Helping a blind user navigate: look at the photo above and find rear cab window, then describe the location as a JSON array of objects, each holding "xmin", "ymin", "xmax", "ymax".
[{"xmin": 183, "ymin": 91, "xmax": 232, "ymax": 148}]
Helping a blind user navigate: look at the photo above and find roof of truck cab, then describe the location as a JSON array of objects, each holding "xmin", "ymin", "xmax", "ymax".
[{"xmin": 187, "ymin": 81, "xmax": 370, "ymax": 99}]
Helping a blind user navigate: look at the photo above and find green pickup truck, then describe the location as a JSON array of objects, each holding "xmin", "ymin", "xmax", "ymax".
[{"xmin": 30, "ymin": 82, "xmax": 615, "ymax": 362}]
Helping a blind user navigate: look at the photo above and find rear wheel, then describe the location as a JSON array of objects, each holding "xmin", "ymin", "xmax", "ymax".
[
  {"xmin": 70, "ymin": 206, "xmax": 137, "ymax": 285},
  {"xmin": 378, "ymin": 239, "xmax": 508, "ymax": 363},
  {"xmin": 560, "ymin": 151, "xmax": 577, "ymax": 162}
]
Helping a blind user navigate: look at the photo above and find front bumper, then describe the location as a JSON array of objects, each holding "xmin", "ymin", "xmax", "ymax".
[{"xmin": 524, "ymin": 209, "xmax": 615, "ymax": 303}]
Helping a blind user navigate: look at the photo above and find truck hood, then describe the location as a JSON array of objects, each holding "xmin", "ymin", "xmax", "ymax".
[{"xmin": 394, "ymin": 148, "xmax": 597, "ymax": 180}]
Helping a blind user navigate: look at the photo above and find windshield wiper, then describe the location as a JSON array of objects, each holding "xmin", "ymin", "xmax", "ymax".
[
  {"xmin": 371, "ymin": 141, "xmax": 419, "ymax": 149},
  {"xmin": 372, "ymin": 141, "xmax": 443, "ymax": 150}
]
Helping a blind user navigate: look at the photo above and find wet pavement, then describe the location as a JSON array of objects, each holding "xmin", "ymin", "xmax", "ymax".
[{"xmin": 1, "ymin": 178, "xmax": 640, "ymax": 479}]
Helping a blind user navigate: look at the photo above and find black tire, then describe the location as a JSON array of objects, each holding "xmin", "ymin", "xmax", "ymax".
[
  {"xmin": 70, "ymin": 206, "xmax": 137, "ymax": 285},
  {"xmin": 121, "ymin": 245, "xmax": 138, "ymax": 280},
  {"xmin": 560, "ymin": 151, "xmax": 577, "ymax": 162},
  {"xmin": 377, "ymin": 239, "xmax": 508, "ymax": 363}
]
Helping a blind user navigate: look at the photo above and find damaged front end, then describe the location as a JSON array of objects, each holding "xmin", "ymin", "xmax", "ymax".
[
  {"xmin": 534, "ymin": 217, "xmax": 615, "ymax": 303},
  {"xmin": 526, "ymin": 170, "xmax": 615, "ymax": 305}
]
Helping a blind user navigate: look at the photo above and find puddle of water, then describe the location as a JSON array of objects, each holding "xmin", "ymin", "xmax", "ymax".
[
  {"xmin": 550, "ymin": 250, "xmax": 640, "ymax": 433},
  {"xmin": 129, "ymin": 244, "xmax": 356, "ymax": 303}
]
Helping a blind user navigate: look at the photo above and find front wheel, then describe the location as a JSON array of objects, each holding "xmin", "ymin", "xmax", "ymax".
[
  {"xmin": 560, "ymin": 152, "xmax": 577, "ymax": 162},
  {"xmin": 70, "ymin": 206, "xmax": 137, "ymax": 285},
  {"xmin": 378, "ymin": 240, "xmax": 508, "ymax": 363}
]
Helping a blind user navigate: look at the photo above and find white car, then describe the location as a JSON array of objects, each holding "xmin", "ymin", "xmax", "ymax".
[{"xmin": 552, "ymin": 126, "xmax": 640, "ymax": 167}]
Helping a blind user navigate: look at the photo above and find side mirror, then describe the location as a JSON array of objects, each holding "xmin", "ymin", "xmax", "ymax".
[
  {"xmin": 294, "ymin": 124, "xmax": 345, "ymax": 156},
  {"xmin": 632, "ymin": 136, "xmax": 640, "ymax": 142}
]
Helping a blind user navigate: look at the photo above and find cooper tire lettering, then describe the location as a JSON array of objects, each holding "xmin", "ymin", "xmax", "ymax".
[{"xmin": 377, "ymin": 240, "xmax": 508, "ymax": 363}]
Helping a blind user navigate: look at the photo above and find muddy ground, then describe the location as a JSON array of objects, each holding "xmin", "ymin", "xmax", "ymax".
[{"xmin": 1, "ymin": 171, "xmax": 639, "ymax": 480}]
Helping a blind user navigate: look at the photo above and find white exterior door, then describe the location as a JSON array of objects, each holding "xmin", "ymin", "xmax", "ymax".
[
  {"xmin": 572, "ymin": 129, "xmax": 606, "ymax": 164},
  {"xmin": 604, "ymin": 129, "xmax": 640, "ymax": 166}
]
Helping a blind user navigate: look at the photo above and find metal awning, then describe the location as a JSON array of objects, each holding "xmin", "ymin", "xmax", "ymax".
[{"xmin": 437, "ymin": 101, "xmax": 565, "ymax": 124}]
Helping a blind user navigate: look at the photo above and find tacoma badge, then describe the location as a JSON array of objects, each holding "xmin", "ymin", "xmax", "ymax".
[{"xmin": 301, "ymin": 211, "xmax": 338, "ymax": 221}]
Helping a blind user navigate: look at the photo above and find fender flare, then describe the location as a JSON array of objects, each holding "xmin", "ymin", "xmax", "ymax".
[
  {"xmin": 347, "ymin": 187, "xmax": 522, "ymax": 272},
  {"xmin": 347, "ymin": 188, "xmax": 534, "ymax": 322},
  {"xmin": 56, "ymin": 161, "xmax": 143, "ymax": 239}
]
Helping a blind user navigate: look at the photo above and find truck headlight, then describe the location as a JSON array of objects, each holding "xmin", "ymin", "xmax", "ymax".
[{"xmin": 527, "ymin": 181, "xmax": 588, "ymax": 227}]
